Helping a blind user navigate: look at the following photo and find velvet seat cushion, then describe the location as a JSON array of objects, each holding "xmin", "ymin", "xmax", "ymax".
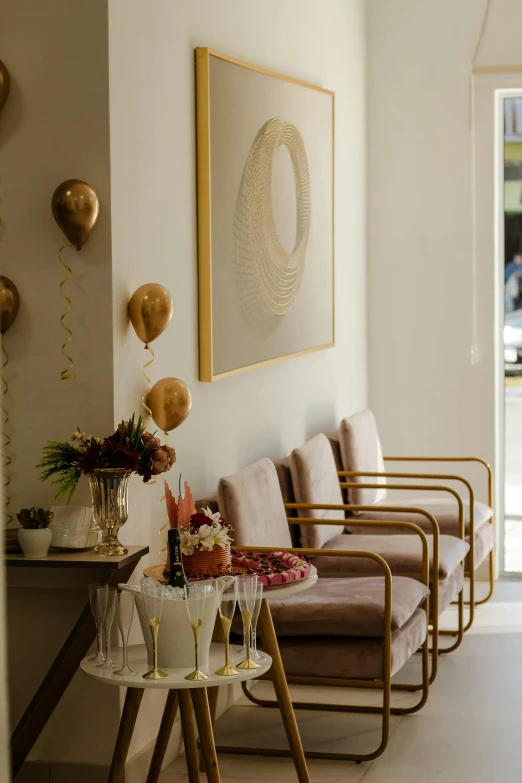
[
  {"xmin": 348, "ymin": 497, "xmax": 493, "ymax": 537},
  {"xmin": 276, "ymin": 609, "xmax": 427, "ymax": 680},
  {"xmin": 436, "ymin": 565, "xmax": 464, "ymax": 617},
  {"xmin": 290, "ymin": 433, "xmax": 352, "ymax": 548},
  {"xmin": 266, "ymin": 576, "xmax": 429, "ymax": 638},
  {"xmin": 338, "ymin": 411, "xmax": 388, "ymax": 509},
  {"xmin": 315, "ymin": 533, "xmax": 469, "ymax": 580}
]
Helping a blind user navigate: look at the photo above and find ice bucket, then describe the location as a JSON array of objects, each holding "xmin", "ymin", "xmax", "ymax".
[{"xmin": 119, "ymin": 583, "xmax": 218, "ymax": 670}]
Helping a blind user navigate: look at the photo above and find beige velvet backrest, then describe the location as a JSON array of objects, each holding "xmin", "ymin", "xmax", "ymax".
[
  {"xmin": 289, "ymin": 433, "xmax": 346, "ymax": 548},
  {"xmin": 217, "ymin": 458, "xmax": 293, "ymax": 549},
  {"xmin": 338, "ymin": 409, "xmax": 387, "ymax": 513},
  {"xmin": 274, "ymin": 457, "xmax": 301, "ymax": 547},
  {"xmin": 194, "ymin": 492, "xmax": 219, "ymax": 515}
]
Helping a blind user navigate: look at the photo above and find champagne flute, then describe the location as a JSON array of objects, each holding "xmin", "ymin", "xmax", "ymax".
[
  {"xmin": 237, "ymin": 574, "xmax": 260, "ymax": 670},
  {"xmin": 215, "ymin": 575, "xmax": 239, "ymax": 676},
  {"xmin": 250, "ymin": 582, "xmax": 266, "ymax": 663},
  {"xmin": 98, "ymin": 588, "xmax": 117, "ymax": 671},
  {"xmin": 89, "ymin": 582, "xmax": 107, "ymax": 663},
  {"xmin": 141, "ymin": 578, "xmax": 168, "ymax": 680},
  {"xmin": 114, "ymin": 590, "xmax": 136, "ymax": 676},
  {"xmin": 184, "ymin": 582, "xmax": 209, "ymax": 681}
]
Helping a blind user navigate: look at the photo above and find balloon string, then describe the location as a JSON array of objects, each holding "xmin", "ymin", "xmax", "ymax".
[
  {"xmin": 141, "ymin": 342, "xmax": 155, "ymax": 424},
  {"xmin": 58, "ymin": 243, "xmax": 76, "ymax": 381},
  {"xmin": 1, "ymin": 338, "xmax": 12, "ymax": 526}
]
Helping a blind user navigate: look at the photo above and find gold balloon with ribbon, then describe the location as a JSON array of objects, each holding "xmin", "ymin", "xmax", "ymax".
[
  {"xmin": 146, "ymin": 377, "xmax": 192, "ymax": 433},
  {"xmin": 0, "ymin": 60, "xmax": 10, "ymax": 115},
  {"xmin": 0, "ymin": 276, "xmax": 20, "ymax": 526},
  {"xmin": 128, "ymin": 284, "xmax": 174, "ymax": 421},
  {"xmin": 51, "ymin": 179, "xmax": 99, "ymax": 380}
]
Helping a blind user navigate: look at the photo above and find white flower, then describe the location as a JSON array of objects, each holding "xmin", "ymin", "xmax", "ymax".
[
  {"xmin": 201, "ymin": 506, "xmax": 222, "ymax": 524},
  {"xmin": 215, "ymin": 527, "xmax": 232, "ymax": 549},
  {"xmin": 198, "ymin": 523, "xmax": 216, "ymax": 550},
  {"xmin": 180, "ymin": 530, "xmax": 200, "ymax": 556}
]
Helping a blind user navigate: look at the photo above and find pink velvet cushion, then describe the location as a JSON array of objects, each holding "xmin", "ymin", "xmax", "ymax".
[
  {"xmin": 194, "ymin": 493, "xmax": 219, "ymax": 515},
  {"xmin": 338, "ymin": 410, "xmax": 388, "ymax": 511},
  {"xmin": 217, "ymin": 458, "xmax": 293, "ymax": 549},
  {"xmin": 290, "ymin": 433, "xmax": 347, "ymax": 548},
  {"xmin": 276, "ymin": 609, "xmax": 427, "ymax": 680},
  {"xmin": 466, "ymin": 522, "xmax": 494, "ymax": 570},
  {"xmin": 267, "ymin": 576, "xmax": 429, "ymax": 637},
  {"xmin": 315, "ymin": 533, "xmax": 469, "ymax": 580},
  {"xmin": 348, "ymin": 497, "xmax": 493, "ymax": 536}
]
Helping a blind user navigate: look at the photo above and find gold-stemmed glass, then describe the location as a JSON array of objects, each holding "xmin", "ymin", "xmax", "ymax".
[
  {"xmin": 141, "ymin": 578, "xmax": 168, "ymax": 680},
  {"xmin": 184, "ymin": 582, "xmax": 210, "ymax": 681},
  {"xmin": 215, "ymin": 575, "xmax": 239, "ymax": 676},
  {"xmin": 237, "ymin": 574, "xmax": 260, "ymax": 670}
]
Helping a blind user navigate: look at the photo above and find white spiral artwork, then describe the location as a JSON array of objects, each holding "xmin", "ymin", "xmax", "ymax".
[{"xmin": 234, "ymin": 117, "xmax": 311, "ymax": 338}]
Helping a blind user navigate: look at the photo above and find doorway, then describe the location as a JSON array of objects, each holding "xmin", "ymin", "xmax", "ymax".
[{"xmin": 502, "ymin": 95, "xmax": 522, "ymax": 573}]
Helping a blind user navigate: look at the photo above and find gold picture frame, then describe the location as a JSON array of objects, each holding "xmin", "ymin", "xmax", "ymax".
[{"xmin": 195, "ymin": 47, "xmax": 335, "ymax": 382}]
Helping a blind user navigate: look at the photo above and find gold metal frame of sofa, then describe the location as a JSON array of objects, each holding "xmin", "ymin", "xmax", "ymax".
[
  {"xmin": 338, "ymin": 468, "xmax": 488, "ymax": 635},
  {"xmin": 383, "ymin": 456, "xmax": 494, "ymax": 606},
  {"xmin": 222, "ymin": 533, "xmax": 429, "ymax": 763},
  {"xmin": 284, "ymin": 504, "xmax": 450, "ymax": 683}
]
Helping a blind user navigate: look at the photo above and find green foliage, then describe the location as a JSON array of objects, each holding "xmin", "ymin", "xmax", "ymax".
[{"xmin": 37, "ymin": 440, "xmax": 83, "ymax": 502}]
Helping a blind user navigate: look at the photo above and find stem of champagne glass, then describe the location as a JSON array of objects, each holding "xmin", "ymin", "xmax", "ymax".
[
  {"xmin": 97, "ymin": 631, "xmax": 103, "ymax": 658},
  {"xmin": 192, "ymin": 620, "xmax": 201, "ymax": 672},
  {"xmin": 220, "ymin": 615, "xmax": 232, "ymax": 667},
  {"xmin": 150, "ymin": 620, "xmax": 159, "ymax": 672},
  {"xmin": 243, "ymin": 611, "xmax": 252, "ymax": 662},
  {"xmin": 252, "ymin": 627, "xmax": 257, "ymax": 656}
]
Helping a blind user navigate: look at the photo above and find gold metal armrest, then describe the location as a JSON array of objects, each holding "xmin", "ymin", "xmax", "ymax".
[
  {"xmin": 336, "ymin": 477, "xmax": 465, "ymax": 539},
  {"xmin": 284, "ymin": 517, "xmax": 429, "ymax": 588},
  {"xmin": 383, "ymin": 456, "xmax": 493, "ymax": 507}
]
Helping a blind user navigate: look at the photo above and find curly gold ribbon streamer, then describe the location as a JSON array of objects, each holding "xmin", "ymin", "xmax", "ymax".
[
  {"xmin": 141, "ymin": 342, "xmax": 155, "ymax": 423},
  {"xmin": 58, "ymin": 243, "xmax": 76, "ymax": 380},
  {"xmin": 1, "ymin": 339, "xmax": 12, "ymax": 525}
]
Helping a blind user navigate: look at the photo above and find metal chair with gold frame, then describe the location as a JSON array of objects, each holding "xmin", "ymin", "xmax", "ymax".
[
  {"xmin": 213, "ymin": 458, "xmax": 431, "ymax": 763},
  {"xmin": 334, "ymin": 411, "xmax": 494, "ymax": 616}
]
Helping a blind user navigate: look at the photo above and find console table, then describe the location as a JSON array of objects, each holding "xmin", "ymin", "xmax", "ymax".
[{"xmin": 7, "ymin": 545, "xmax": 149, "ymax": 777}]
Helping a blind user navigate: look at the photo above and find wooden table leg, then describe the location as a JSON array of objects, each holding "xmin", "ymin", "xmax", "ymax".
[
  {"xmin": 258, "ymin": 599, "xmax": 311, "ymax": 783},
  {"xmin": 179, "ymin": 689, "xmax": 200, "ymax": 783},
  {"xmin": 10, "ymin": 563, "xmax": 136, "ymax": 778},
  {"xmin": 146, "ymin": 689, "xmax": 179, "ymax": 783},
  {"xmin": 191, "ymin": 688, "xmax": 220, "ymax": 783},
  {"xmin": 199, "ymin": 685, "xmax": 219, "ymax": 771},
  {"xmin": 108, "ymin": 687, "xmax": 144, "ymax": 783}
]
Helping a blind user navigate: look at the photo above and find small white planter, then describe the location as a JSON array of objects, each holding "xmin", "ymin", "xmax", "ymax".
[{"xmin": 18, "ymin": 528, "xmax": 52, "ymax": 559}]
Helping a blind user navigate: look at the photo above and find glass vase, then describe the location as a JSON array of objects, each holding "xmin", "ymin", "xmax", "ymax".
[{"xmin": 89, "ymin": 468, "xmax": 130, "ymax": 556}]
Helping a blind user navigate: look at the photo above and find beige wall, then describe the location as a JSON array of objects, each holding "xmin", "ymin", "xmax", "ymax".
[
  {"xmin": 366, "ymin": 0, "xmax": 522, "ymax": 496},
  {"xmin": 109, "ymin": 0, "xmax": 367, "ymax": 564},
  {"xmin": 0, "ymin": 0, "xmax": 115, "ymax": 774},
  {"xmin": 1, "ymin": 0, "xmax": 368, "ymax": 774}
]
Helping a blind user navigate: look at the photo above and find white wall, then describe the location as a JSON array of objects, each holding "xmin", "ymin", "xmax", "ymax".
[
  {"xmin": 109, "ymin": 0, "xmax": 367, "ymax": 557},
  {"xmin": 366, "ymin": 0, "xmax": 522, "ymax": 498}
]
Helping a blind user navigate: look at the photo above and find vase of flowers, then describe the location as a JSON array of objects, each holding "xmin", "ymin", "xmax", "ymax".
[
  {"xmin": 180, "ymin": 507, "xmax": 233, "ymax": 578},
  {"xmin": 37, "ymin": 414, "xmax": 176, "ymax": 556}
]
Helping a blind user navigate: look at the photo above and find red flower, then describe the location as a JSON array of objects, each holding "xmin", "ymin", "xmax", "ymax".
[{"xmin": 190, "ymin": 512, "xmax": 211, "ymax": 531}]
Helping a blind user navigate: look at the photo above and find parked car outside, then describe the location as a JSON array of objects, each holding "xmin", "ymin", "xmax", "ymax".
[{"xmin": 504, "ymin": 309, "xmax": 522, "ymax": 374}]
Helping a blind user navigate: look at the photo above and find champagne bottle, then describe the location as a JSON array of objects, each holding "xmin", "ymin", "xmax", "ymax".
[{"xmin": 167, "ymin": 528, "xmax": 188, "ymax": 588}]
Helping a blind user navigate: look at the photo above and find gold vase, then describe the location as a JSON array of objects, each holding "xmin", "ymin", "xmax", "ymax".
[{"xmin": 89, "ymin": 468, "xmax": 130, "ymax": 556}]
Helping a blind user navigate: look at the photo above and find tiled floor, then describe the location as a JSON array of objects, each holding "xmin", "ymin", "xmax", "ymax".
[{"xmin": 160, "ymin": 580, "xmax": 522, "ymax": 783}]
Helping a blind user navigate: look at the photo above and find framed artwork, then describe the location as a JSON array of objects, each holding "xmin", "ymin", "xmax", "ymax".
[{"xmin": 195, "ymin": 48, "xmax": 334, "ymax": 381}]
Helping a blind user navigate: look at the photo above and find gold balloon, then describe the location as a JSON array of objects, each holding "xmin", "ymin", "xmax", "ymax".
[
  {"xmin": 128, "ymin": 283, "xmax": 174, "ymax": 344},
  {"xmin": 51, "ymin": 179, "xmax": 99, "ymax": 249},
  {"xmin": 0, "ymin": 276, "xmax": 19, "ymax": 335},
  {"xmin": 146, "ymin": 377, "xmax": 192, "ymax": 433},
  {"xmin": 0, "ymin": 60, "xmax": 10, "ymax": 114}
]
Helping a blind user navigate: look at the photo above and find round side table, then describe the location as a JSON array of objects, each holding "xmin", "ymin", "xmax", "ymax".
[{"xmin": 81, "ymin": 642, "xmax": 271, "ymax": 783}]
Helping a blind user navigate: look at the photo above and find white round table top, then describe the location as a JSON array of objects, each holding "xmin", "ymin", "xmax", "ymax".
[{"xmin": 80, "ymin": 643, "xmax": 272, "ymax": 690}]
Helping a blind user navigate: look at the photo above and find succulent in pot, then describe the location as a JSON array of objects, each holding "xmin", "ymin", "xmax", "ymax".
[{"xmin": 17, "ymin": 507, "xmax": 54, "ymax": 559}]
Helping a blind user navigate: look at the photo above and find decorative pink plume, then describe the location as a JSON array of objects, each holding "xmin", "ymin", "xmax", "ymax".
[
  {"xmin": 164, "ymin": 481, "xmax": 179, "ymax": 529},
  {"xmin": 178, "ymin": 481, "xmax": 196, "ymax": 529}
]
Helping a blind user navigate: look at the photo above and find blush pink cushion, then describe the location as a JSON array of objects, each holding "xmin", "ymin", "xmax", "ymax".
[
  {"xmin": 338, "ymin": 410, "xmax": 388, "ymax": 511},
  {"xmin": 290, "ymin": 433, "xmax": 347, "ymax": 548}
]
